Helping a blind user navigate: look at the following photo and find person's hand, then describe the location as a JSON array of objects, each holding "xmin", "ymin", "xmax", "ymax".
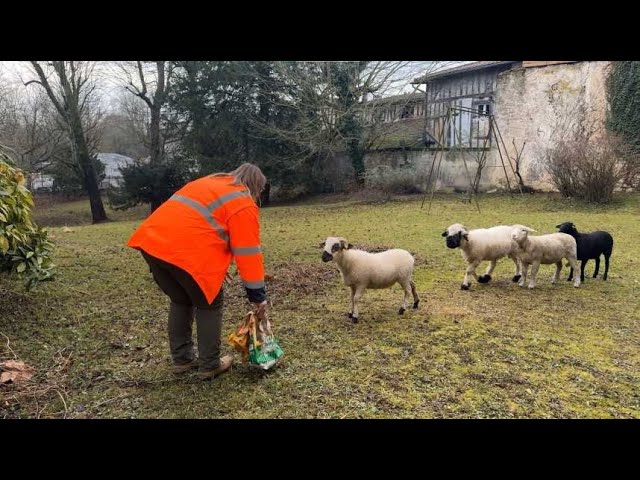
[{"xmin": 251, "ymin": 300, "xmax": 268, "ymax": 317}]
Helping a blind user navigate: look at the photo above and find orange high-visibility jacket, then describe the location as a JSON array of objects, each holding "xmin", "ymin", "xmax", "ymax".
[{"xmin": 127, "ymin": 175, "xmax": 265, "ymax": 304}]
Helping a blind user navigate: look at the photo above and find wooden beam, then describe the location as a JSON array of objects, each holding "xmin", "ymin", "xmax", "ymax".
[{"xmin": 522, "ymin": 61, "xmax": 579, "ymax": 68}]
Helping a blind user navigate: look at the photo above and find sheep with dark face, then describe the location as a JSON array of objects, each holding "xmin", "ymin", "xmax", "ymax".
[
  {"xmin": 442, "ymin": 223, "xmax": 524, "ymax": 290},
  {"xmin": 555, "ymin": 221, "xmax": 614, "ymax": 282},
  {"xmin": 321, "ymin": 236, "xmax": 419, "ymax": 323},
  {"xmin": 510, "ymin": 225, "xmax": 580, "ymax": 289}
]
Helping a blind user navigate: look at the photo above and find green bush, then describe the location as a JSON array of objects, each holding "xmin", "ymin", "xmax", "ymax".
[
  {"xmin": 1, "ymin": 152, "xmax": 56, "ymax": 290},
  {"xmin": 107, "ymin": 156, "xmax": 198, "ymax": 212}
]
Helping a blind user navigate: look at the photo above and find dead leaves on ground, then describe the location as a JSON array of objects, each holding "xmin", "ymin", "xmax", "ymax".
[{"xmin": 0, "ymin": 360, "xmax": 35, "ymax": 385}]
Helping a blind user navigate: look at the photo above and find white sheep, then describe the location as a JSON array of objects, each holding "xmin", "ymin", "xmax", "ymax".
[
  {"xmin": 320, "ymin": 236, "xmax": 419, "ymax": 323},
  {"xmin": 510, "ymin": 225, "xmax": 580, "ymax": 289},
  {"xmin": 442, "ymin": 223, "xmax": 525, "ymax": 290}
]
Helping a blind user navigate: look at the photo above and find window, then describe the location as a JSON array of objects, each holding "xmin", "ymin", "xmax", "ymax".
[
  {"xmin": 447, "ymin": 98, "xmax": 472, "ymax": 147},
  {"xmin": 477, "ymin": 103, "xmax": 491, "ymax": 116}
]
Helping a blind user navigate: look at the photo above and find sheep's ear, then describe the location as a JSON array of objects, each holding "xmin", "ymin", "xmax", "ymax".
[
  {"xmin": 339, "ymin": 240, "xmax": 348, "ymax": 250},
  {"xmin": 555, "ymin": 224, "xmax": 562, "ymax": 229},
  {"xmin": 319, "ymin": 241, "xmax": 325, "ymax": 248},
  {"xmin": 441, "ymin": 230, "xmax": 448, "ymax": 237},
  {"xmin": 347, "ymin": 243, "xmax": 353, "ymax": 249},
  {"xmin": 462, "ymin": 234, "xmax": 469, "ymax": 241}
]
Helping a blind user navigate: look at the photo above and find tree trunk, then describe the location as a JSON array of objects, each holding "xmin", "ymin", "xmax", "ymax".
[
  {"xmin": 70, "ymin": 119, "xmax": 107, "ymax": 223},
  {"xmin": 514, "ymin": 165, "xmax": 525, "ymax": 188},
  {"xmin": 149, "ymin": 61, "xmax": 166, "ymax": 166},
  {"xmin": 149, "ymin": 104, "xmax": 162, "ymax": 165},
  {"xmin": 347, "ymin": 136, "xmax": 365, "ymax": 187},
  {"xmin": 84, "ymin": 160, "xmax": 108, "ymax": 223},
  {"xmin": 350, "ymin": 151, "xmax": 365, "ymax": 187}
]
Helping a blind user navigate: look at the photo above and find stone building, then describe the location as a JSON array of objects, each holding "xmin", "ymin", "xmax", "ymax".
[{"xmin": 363, "ymin": 61, "xmax": 611, "ymax": 191}]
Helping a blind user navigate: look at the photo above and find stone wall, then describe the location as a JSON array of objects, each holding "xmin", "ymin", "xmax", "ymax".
[{"xmin": 490, "ymin": 61, "xmax": 611, "ymax": 189}]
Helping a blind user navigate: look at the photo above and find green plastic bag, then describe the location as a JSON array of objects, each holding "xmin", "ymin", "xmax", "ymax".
[{"xmin": 246, "ymin": 311, "xmax": 284, "ymax": 370}]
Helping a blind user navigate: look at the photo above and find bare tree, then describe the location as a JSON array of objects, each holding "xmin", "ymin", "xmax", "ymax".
[
  {"xmin": 254, "ymin": 62, "xmax": 411, "ymax": 151},
  {"xmin": 97, "ymin": 112, "xmax": 147, "ymax": 161},
  {"xmin": 0, "ymin": 71, "xmax": 13, "ymax": 132},
  {"xmin": 511, "ymin": 139, "xmax": 527, "ymax": 190},
  {"xmin": 118, "ymin": 91, "xmax": 150, "ymax": 149},
  {"xmin": 242, "ymin": 61, "xmax": 458, "ymax": 184},
  {"xmin": 114, "ymin": 61, "xmax": 176, "ymax": 166},
  {"xmin": 24, "ymin": 93, "xmax": 66, "ymax": 172},
  {"xmin": 25, "ymin": 61, "xmax": 107, "ymax": 223},
  {"xmin": 0, "ymin": 85, "xmax": 65, "ymax": 190}
]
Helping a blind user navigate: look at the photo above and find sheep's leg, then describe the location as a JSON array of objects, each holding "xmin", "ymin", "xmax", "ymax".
[
  {"xmin": 351, "ymin": 287, "xmax": 365, "ymax": 323},
  {"xmin": 462, "ymin": 261, "xmax": 480, "ymax": 290},
  {"xmin": 510, "ymin": 255, "xmax": 522, "ymax": 283},
  {"xmin": 580, "ymin": 259, "xmax": 587, "ymax": 283},
  {"xmin": 593, "ymin": 256, "xmax": 600, "ymax": 278},
  {"xmin": 603, "ymin": 252, "xmax": 610, "ymax": 281},
  {"xmin": 348, "ymin": 285, "xmax": 356, "ymax": 319},
  {"xmin": 567, "ymin": 266, "xmax": 574, "ymax": 282},
  {"xmin": 410, "ymin": 280, "xmax": 419, "ymax": 309},
  {"xmin": 552, "ymin": 261, "xmax": 562, "ymax": 284},
  {"xmin": 478, "ymin": 260, "xmax": 496, "ymax": 283},
  {"xmin": 528, "ymin": 261, "xmax": 540, "ymax": 289},
  {"xmin": 398, "ymin": 280, "xmax": 410, "ymax": 315},
  {"xmin": 518, "ymin": 263, "xmax": 529, "ymax": 287},
  {"xmin": 569, "ymin": 257, "xmax": 581, "ymax": 287},
  {"xmin": 398, "ymin": 279, "xmax": 419, "ymax": 314}
]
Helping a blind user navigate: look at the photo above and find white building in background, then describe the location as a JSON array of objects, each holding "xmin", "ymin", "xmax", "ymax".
[
  {"xmin": 30, "ymin": 173, "xmax": 54, "ymax": 191},
  {"xmin": 28, "ymin": 153, "xmax": 135, "ymax": 192},
  {"xmin": 96, "ymin": 153, "xmax": 134, "ymax": 189}
]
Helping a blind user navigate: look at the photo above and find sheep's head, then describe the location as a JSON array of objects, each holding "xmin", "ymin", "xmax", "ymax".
[
  {"xmin": 442, "ymin": 223, "xmax": 468, "ymax": 249},
  {"xmin": 320, "ymin": 236, "xmax": 353, "ymax": 262},
  {"xmin": 556, "ymin": 221, "xmax": 578, "ymax": 237},
  {"xmin": 511, "ymin": 225, "xmax": 536, "ymax": 243}
]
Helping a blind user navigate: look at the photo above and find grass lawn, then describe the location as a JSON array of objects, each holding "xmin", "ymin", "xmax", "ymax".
[{"xmin": 1, "ymin": 192, "xmax": 639, "ymax": 418}]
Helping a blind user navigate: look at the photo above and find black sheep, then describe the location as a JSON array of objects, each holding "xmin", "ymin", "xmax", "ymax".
[{"xmin": 555, "ymin": 222, "xmax": 614, "ymax": 282}]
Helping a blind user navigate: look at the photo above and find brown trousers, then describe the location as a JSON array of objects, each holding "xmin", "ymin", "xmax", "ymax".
[{"xmin": 141, "ymin": 251, "xmax": 224, "ymax": 371}]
